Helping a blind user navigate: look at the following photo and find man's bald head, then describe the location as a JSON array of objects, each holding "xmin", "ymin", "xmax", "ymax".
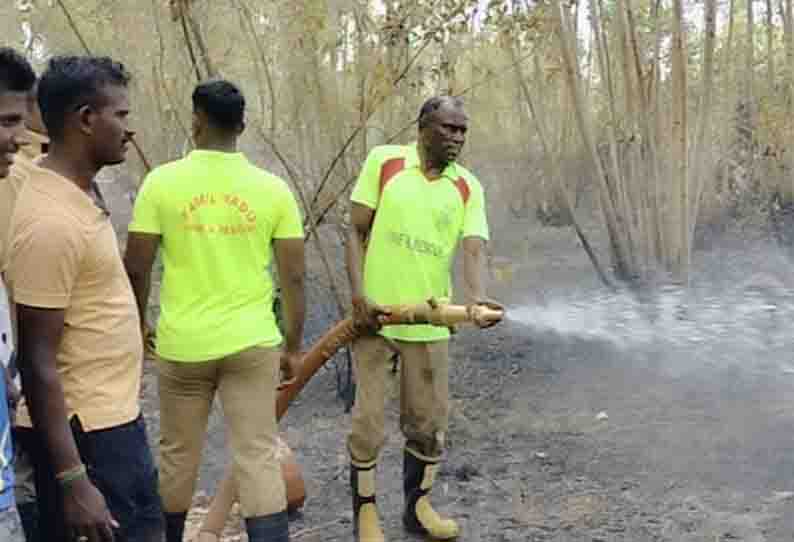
[
  {"xmin": 417, "ymin": 96, "xmax": 465, "ymax": 130},
  {"xmin": 417, "ymin": 96, "xmax": 468, "ymax": 169}
]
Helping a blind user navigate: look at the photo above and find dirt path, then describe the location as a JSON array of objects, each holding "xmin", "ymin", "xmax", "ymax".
[{"xmin": 140, "ymin": 319, "xmax": 794, "ymax": 541}]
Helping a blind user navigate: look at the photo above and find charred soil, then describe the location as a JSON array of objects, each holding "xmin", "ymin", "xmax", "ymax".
[{"xmin": 139, "ymin": 221, "xmax": 794, "ymax": 541}]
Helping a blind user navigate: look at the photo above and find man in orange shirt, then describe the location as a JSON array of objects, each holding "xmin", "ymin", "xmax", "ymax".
[
  {"xmin": 7, "ymin": 55, "xmax": 163, "ymax": 542},
  {"xmin": 0, "ymin": 45, "xmax": 37, "ymax": 542},
  {"xmin": 2, "ymin": 76, "xmax": 48, "ymax": 542}
]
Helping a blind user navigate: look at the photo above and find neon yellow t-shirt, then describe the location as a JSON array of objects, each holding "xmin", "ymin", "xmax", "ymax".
[
  {"xmin": 351, "ymin": 143, "xmax": 489, "ymax": 342},
  {"xmin": 129, "ymin": 150, "xmax": 303, "ymax": 362}
]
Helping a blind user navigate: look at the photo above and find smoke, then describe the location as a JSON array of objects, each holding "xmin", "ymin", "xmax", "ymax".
[{"xmin": 506, "ymin": 276, "xmax": 794, "ymax": 378}]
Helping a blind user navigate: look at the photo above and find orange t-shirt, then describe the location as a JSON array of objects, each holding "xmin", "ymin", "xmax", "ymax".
[
  {"xmin": 0, "ymin": 130, "xmax": 48, "ymax": 272},
  {"xmin": 6, "ymin": 166, "xmax": 142, "ymax": 431}
]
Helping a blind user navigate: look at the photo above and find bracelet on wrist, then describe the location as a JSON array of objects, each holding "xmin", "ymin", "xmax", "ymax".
[{"xmin": 56, "ymin": 463, "xmax": 88, "ymax": 490}]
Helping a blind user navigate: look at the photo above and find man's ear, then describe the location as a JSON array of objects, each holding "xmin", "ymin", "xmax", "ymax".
[
  {"xmin": 191, "ymin": 110, "xmax": 203, "ymax": 141},
  {"xmin": 236, "ymin": 120, "xmax": 245, "ymax": 136},
  {"xmin": 78, "ymin": 105, "xmax": 95, "ymax": 136},
  {"xmin": 417, "ymin": 122, "xmax": 429, "ymax": 145}
]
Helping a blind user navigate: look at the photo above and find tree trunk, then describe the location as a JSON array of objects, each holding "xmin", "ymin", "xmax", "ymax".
[
  {"xmin": 555, "ymin": 0, "xmax": 631, "ymax": 279},
  {"xmin": 745, "ymin": 0, "xmax": 757, "ymax": 193},
  {"xmin": 747, "ymin": 0, "xmax": 755, "ymax": 104},
  {"xmin": 691, "ymin": 0, "xmax": 717, "ymax": 243},
  {"xmin": 783, "ymin": 0, "xmax": 794, "ymax": 195},
  {"xmin": 767, "ymin": 0, "xmax": 775, "ymax": 93},
  {"xmin": 671, "ymin": 0, "xmax": 689, "ymax": 281}
]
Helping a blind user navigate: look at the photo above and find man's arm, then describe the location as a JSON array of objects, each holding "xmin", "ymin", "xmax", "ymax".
[
  {"xmin": 123, "ymin": 233, "xmax": 161, "ymax": 331},
  {"xmin": 462, "ymin": 236, "xmax": 488, "ymax": 304},
  {"xmin": 17, "ymin": 304, "xmax": 116, "ymax": 540},
  {"xmin": 462, "ymin": 236, "xmax": 502, "ymax": 328},
  {"xmin": 346, "ymin": 203, "xmax": 373, "ymax": 305},
  {"xmin": 17, "ymin": 306, "xmax": 78, "ymax": 473},
  {"xmin": 346, "ymin": 203, "xmax": 388, "ymax": 329},
  {"xmin": 273, "ymin": 238, "xmax": 305, "ymax": 355}
]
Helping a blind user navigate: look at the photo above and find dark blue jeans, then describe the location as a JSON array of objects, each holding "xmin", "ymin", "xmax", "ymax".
[{"xmin": 15, "ymin": 414, "xmax": 163, "ymax": 542}]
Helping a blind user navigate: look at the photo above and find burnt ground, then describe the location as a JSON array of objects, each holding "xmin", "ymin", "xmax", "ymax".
[{"xmin": 138, "ymin": 221, "xmax": 794, "ymax": 542}]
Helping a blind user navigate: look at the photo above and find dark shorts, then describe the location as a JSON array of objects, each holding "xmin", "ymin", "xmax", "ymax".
[{"xmin": 15, "ymin": 414, "xmax": 163, "ymax": 542}]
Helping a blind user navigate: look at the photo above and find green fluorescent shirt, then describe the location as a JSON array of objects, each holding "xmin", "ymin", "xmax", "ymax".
[
  {"xmin": 351, "ymin": 143, "xmax": 489, "ymax": 342},
  {"xmin": 129, "ymin": 150, "xmax": 303, "ymax": 361}
]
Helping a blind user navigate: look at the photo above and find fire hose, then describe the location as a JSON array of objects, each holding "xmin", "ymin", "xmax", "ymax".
[{"xmin": 196, "ymin": 301, "xmax": 504, "ymax": 538}]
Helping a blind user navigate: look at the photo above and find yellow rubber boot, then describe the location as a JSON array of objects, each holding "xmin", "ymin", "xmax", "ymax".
[
  {"xmin": 352, "ymin": 462, "xmax": 386, "ymax": 542},
  {"xmin": 358, "ymin": 502, "xmax": 386, "ymax": 542},
  {"xmin": 403, "ymin": 451, "xmax": 459, "ymax": 540},
  {"xmin": 413, "ymin": 495, "xmax": 460, "ymax": 539}
]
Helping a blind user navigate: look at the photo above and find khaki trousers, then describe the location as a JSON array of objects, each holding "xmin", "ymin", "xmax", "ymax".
[
  {"xmin": 348, "ymin": 336, "xmax": 450, "ymax": 464},
  {"xmin": 158, "ymin": 346, "xmax": 285, "ymax": 518}
]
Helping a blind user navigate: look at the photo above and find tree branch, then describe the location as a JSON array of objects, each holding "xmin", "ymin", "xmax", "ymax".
[
  {"xmin": 178, "ymin": 5, "xmax": 203, "ymax": 82},
  {"xmin": 55, "ymin": 0, "xmax": 153, "ymax": 172}
]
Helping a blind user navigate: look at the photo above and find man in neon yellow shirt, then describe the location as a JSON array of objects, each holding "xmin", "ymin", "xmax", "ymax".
[
  {"xmin": 346, "ymin": 96, "xmax": 503, "ymax": 541},
  {"xmin": 124, "ymin": 80, "xmax": 305, "ymax": 542}
]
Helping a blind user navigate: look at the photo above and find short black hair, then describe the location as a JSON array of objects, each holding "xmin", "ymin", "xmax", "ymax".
[
  {"xmin": 38, "ymin": 55, "xmax": 131, "ymax": 140},
  {"xmin": 27, "ymin": 79, "xmax": 38, "ymax": 110},
  {"xmin": 417, "ymin": 95, "xmax": 464, "ymax": 129},
  {"xmin": 0, "ymin": 48, "xmax": 36, "ymax": 95},
  {"xmin": 192, "ymin": 79, "xmax": 245, "ymax": 132}
]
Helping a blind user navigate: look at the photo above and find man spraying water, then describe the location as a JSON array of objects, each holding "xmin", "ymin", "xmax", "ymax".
[{"xmin": 345, "ymin": 95, "xmax": 504, "ymax": 541}]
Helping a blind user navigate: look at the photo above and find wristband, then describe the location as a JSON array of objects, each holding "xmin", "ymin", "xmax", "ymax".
[{"xmin": 56, "ymin": 463, "xmax": 88, "ymax": 490}]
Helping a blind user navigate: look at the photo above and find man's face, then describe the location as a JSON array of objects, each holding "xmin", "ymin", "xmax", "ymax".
[
  {"xmin": 0, "ymin": 91, "xmax": 30, "ymax": 178},
  {"xmin": 421, "ymin": 103, "xmax": 468, "ymax": 166},
  {"xmin": 89, "ymin": 85, "xmax": 133, "ymax": 167}
]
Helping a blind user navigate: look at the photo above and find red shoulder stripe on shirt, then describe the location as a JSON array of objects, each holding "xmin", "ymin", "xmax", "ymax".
[
  {"xmin": 454, "ymin": 177, "xmax": 471, "ymax": 205},
  {"xmin": 379, "ymin": 158, "xmax": 406, "ymax": 196}
]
